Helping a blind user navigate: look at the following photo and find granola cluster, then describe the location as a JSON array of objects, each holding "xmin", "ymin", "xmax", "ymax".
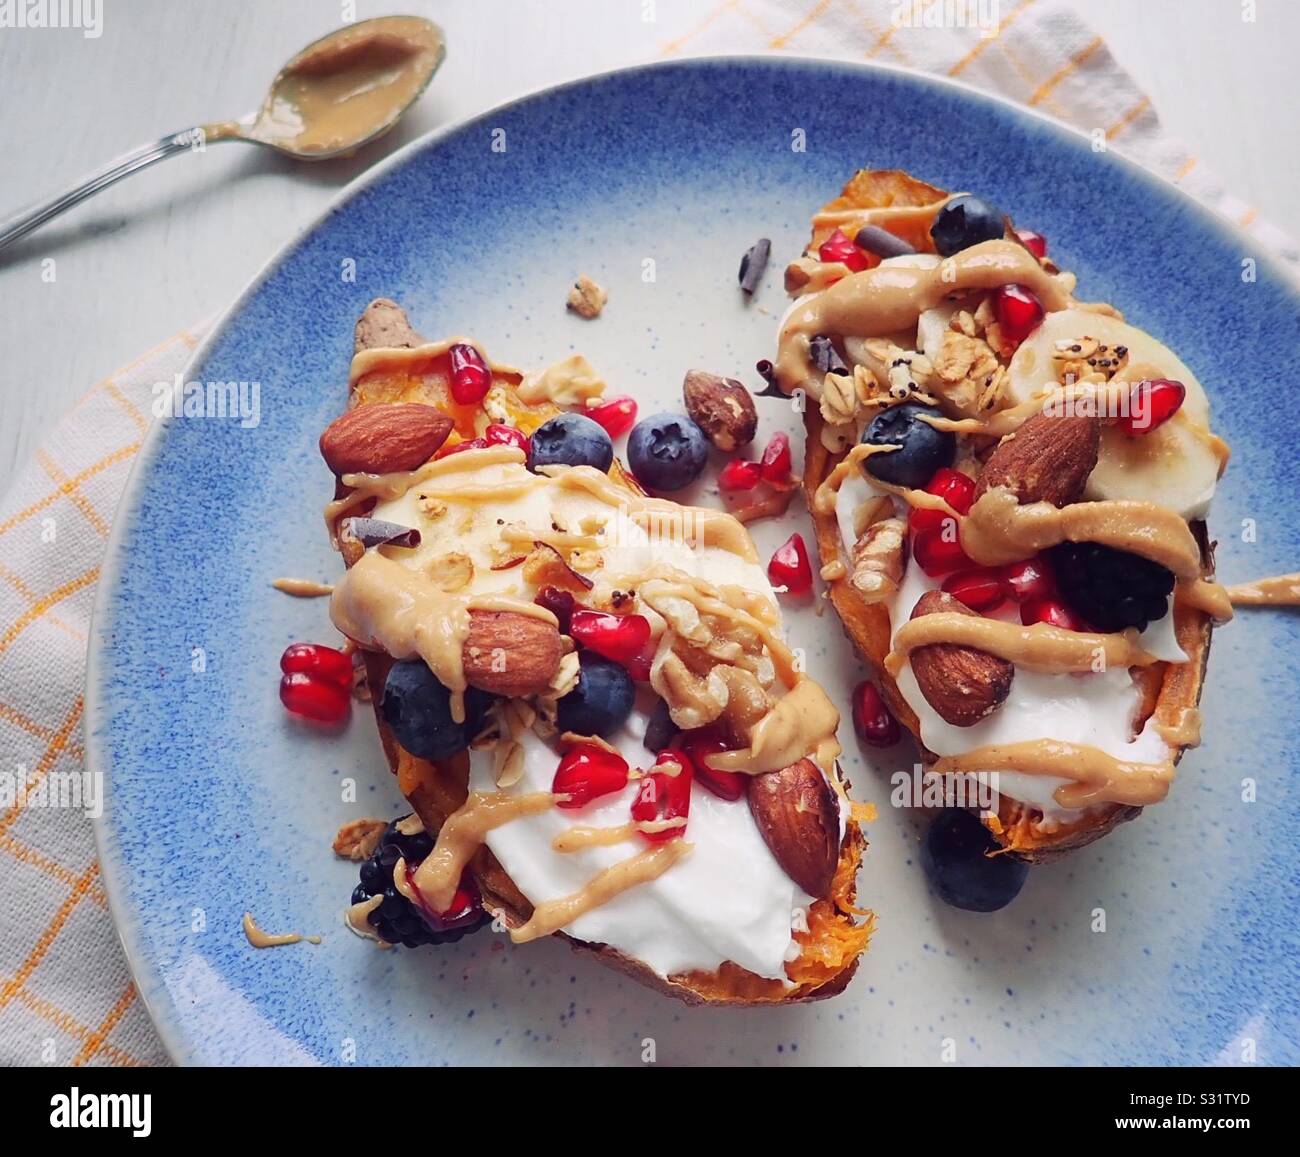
[{"xmin": 1051, "ymin": 334, "xmax": 1131, "ymax": 385}]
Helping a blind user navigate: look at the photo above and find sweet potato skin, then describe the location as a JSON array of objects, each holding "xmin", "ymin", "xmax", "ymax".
[{"xmin": 344, "ymin": 300, "xmax": 869, "ymax": 1004}]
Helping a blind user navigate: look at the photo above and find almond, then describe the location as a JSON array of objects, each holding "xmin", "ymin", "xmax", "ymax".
[
  {"xmin": 747, "ymin": 758, "xmax": 839, "ymax": 896},
  {"xmin": 974, "ymin": 411, "xmax": 1099, "ymax": 507},
  {"xmin": 320, "ymin": 403, "xmax": 453, "ymax": 475},
  {"xmin": 463, "ymin": 611, "xmax": 563, "ymax": 697},
  {"xmin": 682, "ymin": 370, "xmax": 757, "ymax": 452},
  {"xmin": 908, "ymin": 590, "xmax": 1013, "ymax": 727}
]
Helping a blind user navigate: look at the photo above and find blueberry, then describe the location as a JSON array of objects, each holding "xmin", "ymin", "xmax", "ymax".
[
  {"xmin": 528, "ymin": 413, "xmax": 613, "ymax": 472},
  {"xmin": 930, "ymin": 194, "xmax": 1005, "ymax": 257},
  {"xmin": 860, "ymin": 403, "xmax": 955, "ymax": 488},
  {"xmin": 379, "ymin": 661, "xmax": 493, "ymax": 761},
  {"xmin": 557, "ymin": 652, "xmax": 635, "ymax": 738},
  {"xmin": 627, "ymin": 413, "xmax": 709, "ymax": 491},
  {"xmin": 922, "ymin": 808, "xmax": 1029, "ymax": 912}
]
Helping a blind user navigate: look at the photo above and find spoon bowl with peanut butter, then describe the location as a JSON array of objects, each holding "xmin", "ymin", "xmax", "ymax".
[{"xmin": 0, "ymin": 15, "xmax": 445, "ymax": 253}]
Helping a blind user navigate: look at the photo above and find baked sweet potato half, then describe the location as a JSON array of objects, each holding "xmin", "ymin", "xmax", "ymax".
[
  {"xmin": 326, "ymin": 299, "xmax": 871, "ymax": 1003},
  {"xmin": 779, "ymin": 171, "xmax": 1224, "ymax": 862}
]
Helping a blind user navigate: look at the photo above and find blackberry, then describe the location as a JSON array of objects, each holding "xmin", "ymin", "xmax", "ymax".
[
  {"xmin": 1049, "ymin": 542, "xmax": 1175, "ymax": 633},
  {"xmin": 351, "ymin": 817, "xmax": 487, "ymax": 948}
]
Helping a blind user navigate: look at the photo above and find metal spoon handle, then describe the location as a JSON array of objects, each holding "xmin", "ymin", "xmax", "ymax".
[{"xmin": 0, "ymin": 127, "xmax": 222, "ymax": 254}]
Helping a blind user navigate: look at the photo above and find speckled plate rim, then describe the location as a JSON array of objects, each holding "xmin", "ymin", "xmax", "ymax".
[{"xmin": 85, "ymin": 54, "xmax": 1300, "ymax": 1066}]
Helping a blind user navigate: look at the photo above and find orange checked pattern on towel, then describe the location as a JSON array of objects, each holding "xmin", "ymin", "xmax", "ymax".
[{"xmin": 0, "ymin": 329, "xmax": 203, "ymax": 1067}]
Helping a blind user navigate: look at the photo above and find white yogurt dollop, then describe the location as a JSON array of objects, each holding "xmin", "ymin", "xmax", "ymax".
[
  {"xmin": 835, "ymin": 473, "xmax": 1175, "ymax": 820},
  {"xmin": 370, "ymin": 456, "xmax": 817, "ymax": 981}
]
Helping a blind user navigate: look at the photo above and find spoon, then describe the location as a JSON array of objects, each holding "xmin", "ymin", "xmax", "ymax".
[{"xmin": 0, "ymin": 15, "xmax": 445, "ymax": 254}]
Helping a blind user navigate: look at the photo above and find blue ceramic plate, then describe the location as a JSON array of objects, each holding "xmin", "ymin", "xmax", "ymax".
[{"xmin": 88, "ymin": 58, "xmax": 1300, "ymax": 1066}]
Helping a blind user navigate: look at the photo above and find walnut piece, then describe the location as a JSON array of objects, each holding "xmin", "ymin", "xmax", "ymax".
[
  {"xmin": 332, "ymin": 818, "xmax": 386, "ymax": 862},
  {"xmin": 566, "ymin": 274, "xmax": 607, "ymax": 319},
  {"xmin": 849, "ymin": 517, "xmax": 907, "ymax": 603}
]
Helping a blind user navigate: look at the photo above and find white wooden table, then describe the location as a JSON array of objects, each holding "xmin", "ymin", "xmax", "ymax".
[{"xmin": 1, "ymin": 0, "xmax": 1295, "ymax": 495}]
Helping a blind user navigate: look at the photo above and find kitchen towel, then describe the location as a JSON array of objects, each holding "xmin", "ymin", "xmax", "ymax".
[{"xmin": 0, "ymin": 0, "xmax": 1291, "ymax": 1066}]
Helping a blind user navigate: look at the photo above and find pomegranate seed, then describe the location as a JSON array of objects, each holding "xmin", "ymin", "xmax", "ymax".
[
  {"xmin": 992, "ymin": 283, "xmax": 1045, "ymax": 347},
  {"xmin": 403, "ymin": 865, "xmax": 483, "ymax": 930},
  {"xmin": 631, "ymin": 749, "xmax": 693, "ymax": 840},
  {"xmin": 624, "ymin": 636, "xmax": 658, "ymax": 683},
  {"xmin": 1116, "ymin": 378, "xmax": 1186, "ymax": 436},
  {"xmin": 942, "ymin": 567, "xmax": 1007, "ymax": 613},
  {"xmin": 280, "ymin": 643, "xmax": 352, "ymax": 688},
  {"xmin": 552, "ymin": 744, "xmax": 630, "ymax": 809},
  {"xmin": 484, "ymin": 423, "xmax": 529, "ymax": 453},
  {"xmin": 719, "ymin": 458, "xmax": 763, "ymax": 491},
  {"xmin": 818, "ymin": 228, "xmax": 869, "ymax": 272},
  {"xmin": 570, "ymin": 610, "xmax": 652, "ymax": 665},
  {"xmin": 279, "ymin": 672, "xmax": 349, "ymax": 723},
  {"xmin": 534, "ymin": 586, "xmax": 577, "ymax": 633},
  {"xmin": 1015, "ymin": 228, "xmax": 1047, "ymax": 259},
  {"xmin": 768, "ymin": 532, "xmax": 813, "ymax": 594},
  {"xmin": 448, "ymin": 343, "xmax": 491, "ymax": 405},
  {"xmin": 1001, "ymin": 555, "xmax": 1055, "ymax": 603},
  {"xmin": 909, "ymin": 467, "xmax": 975, "ymax": 532},
  {"xmin": 912, "ymin": 525, "xmax": 974, "ymax": 577},
  {"xmin": 683, "ymin": 735, "xmax": 745, "ymax": 801},
  {"xmin": 851, "ymin": 681, "xmax": 900, "ymax": 747},
  {"xmin": 436, "ymin": 436, "xmax": 488, "ymax": 458},
  {"xmin": 585, "ymin": 395, "xmax": 638, "ymax": 439},
  {"xmin": 759, "ymin": 432, "xmax": 793, "ymax": 486},
  {"xmin": 1021, "ymin": 598, "xmax": 1086, "ymax": 631}
]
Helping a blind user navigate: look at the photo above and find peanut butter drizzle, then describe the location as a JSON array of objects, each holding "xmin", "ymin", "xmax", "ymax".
[
  {"xmin": 511, "ymin": 840, "xmax": 694, "ymax": 943},
  {"xmin": 329, "ymin": 550, "xmax": 555, "ymax": 721},
  {"xmin": 1152, "ymin": 705, "xmax": 1203, "ymax": 748},
  {"xmin": 241, "ymin": 912, "xmax": 320, "ymax": 949},
  {"xmin": 323, "ymin": 445, "xmax": 528, "ymax": 536},
  {"xmin": 551, "ymin": 818, "xmax": 686, "ymax": 852},
  {"xmin": 932, "ymin": 740, "xmax": 1174, "ymax": 808},
  {"xmin": 344, "ymin": 895, "xmax": 390, "ymax": 946},
  {"xmin": 416, "ymin": 481, "xmax": 543, "ymax": 504},
  {"xmin": 271, "ymin": 576, "xmax": 334, "ymax": 597},
  {"xmin": 925, "ymin": 382, "xmax": 1131, "ymax": 439},
  {"xmin": 960, "ymin": 487, "xmax": 1203, "ymax": 578},
  {"xmin": 542, "ymin": 465, "xmax": 760, "ymax": 562},
  {"xmin": 1225, "ymin": 572, "xmax": 1300, "ymax": 608},
  {"xmin": 887, "ymin": 614, "xmax": 1158, "ymax": 677},
  {"xmin": 775, "ymin": 240, "xmax": 1071, "ymax": 396},
  {"xmin": 413, "ymin": 791, "xmax": 558, "ymax": 911},
  {"xmin": 348, "ymin": 338, "xmax": 521, "ymax": 386},
  {"xmin": 707, "ymin": 676, "xmax": 842, "ymax": 775},
  {"xmin": 811, "ymin": 443, "xmax": 898, "ymax": 516},
  {"xmin": 1176, "ymin": 578, "xmax": 1235, "ymax": 622}
]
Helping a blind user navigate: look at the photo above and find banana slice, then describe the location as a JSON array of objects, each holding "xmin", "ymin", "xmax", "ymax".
[{"xmin": 1007, "ymin": 309, "xmax": 1220, "ymax": 520}]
